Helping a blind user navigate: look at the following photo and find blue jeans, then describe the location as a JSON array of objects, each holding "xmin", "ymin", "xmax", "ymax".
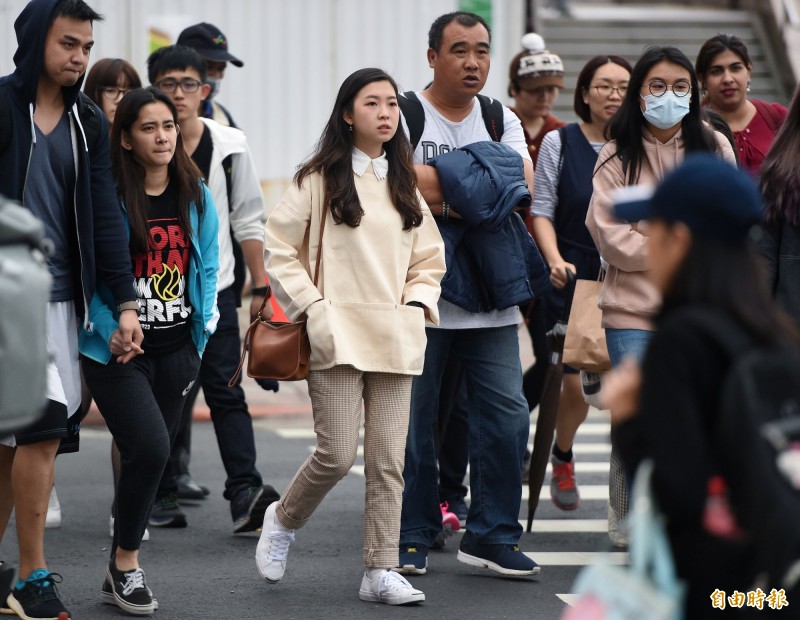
[
  {"xmin": 604, "ymin": 328, "xmax": 653, "ymax": 367},
  {"xmin": 401, "ymin": 325, "xmax": 529, "ymax": 547}
]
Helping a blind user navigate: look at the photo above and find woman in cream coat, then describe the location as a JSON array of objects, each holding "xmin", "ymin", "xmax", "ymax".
[{"xmin": 256, "ymin": 68, "xmax": 445, "ymax": 606}]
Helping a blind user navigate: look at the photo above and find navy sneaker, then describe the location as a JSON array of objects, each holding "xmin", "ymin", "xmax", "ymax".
[
  {"xmin": 392, "ymin": 545, "xmax": 428, "ymax": 576},
  {"xmin": 231, "ymin": 484, "xmax": 280, "ymax": 533},
  {"xmin": 148, "ymin": 493, "xmax": 187, "ymax": 528},
  {"xmin": 6, "ymin": 569, "xmax": 71, "ymax": 619},
  {"xmin": 457, "ymin": 536, "xmax": 541, "ymax": 576}
]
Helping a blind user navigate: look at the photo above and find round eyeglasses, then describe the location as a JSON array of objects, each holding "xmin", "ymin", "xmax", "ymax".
[
  {"xmin": 645, "ymin": 79, "xmax": 691, "ymax": 97},
  {"xmin": 101, "ymin": 87, "xmax": 131, "ymax": 101},
  {"xmin": 591, "ymin": 84, "xmax": 628, "ymax": 97}
]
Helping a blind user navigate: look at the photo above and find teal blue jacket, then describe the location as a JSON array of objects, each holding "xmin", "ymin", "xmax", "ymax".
[{"xmin": 79, "ymin": 184, "xmax": 220, "ymax": 364}]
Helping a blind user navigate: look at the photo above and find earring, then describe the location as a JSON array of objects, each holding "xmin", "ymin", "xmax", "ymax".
[
  {"xmin": 746, "ymin": 80, "xmax": 751, "ymax": 93},
  {"xmin": 348, "ymin": 124, "xmax": 353, "ymax": 132}
]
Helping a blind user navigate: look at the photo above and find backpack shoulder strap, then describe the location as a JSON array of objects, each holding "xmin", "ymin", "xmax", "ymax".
[
  {"xmin": 751, "ymin": 99, "xmax": 783, "ymax": 134},
  {"xmin": 477, "ymin": 94, "xmax": 505, "ymax": 142},
  {"xmin": 222, "ymin": 153, "xmax": 234, "ymax": 211},
  {"xmin": 557, "ymin": 125, "xmax": 568, "ymax": 169},
  {"xmin": 398, "ymin": 91, "xmax": 425, "ymax": 149}
]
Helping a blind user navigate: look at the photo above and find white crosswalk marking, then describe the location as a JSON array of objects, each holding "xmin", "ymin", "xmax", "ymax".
[
  {"xmin": 519, "ymin": 519, "xmax": 608, "ymax": 532},
  {"xmin": 524, "ymin": 551, "xmax": 627, "ymax": 566}
]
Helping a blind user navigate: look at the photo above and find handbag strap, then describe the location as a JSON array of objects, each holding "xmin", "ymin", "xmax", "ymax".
[{"xmin": 228, "ymin": 202, "xmax": 329, "ymax": 388}]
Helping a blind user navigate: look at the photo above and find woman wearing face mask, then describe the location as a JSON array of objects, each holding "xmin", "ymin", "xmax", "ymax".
[
  {"xmin": 585, "ymin": 45, "xmax": 734, "ymax": 545},
  {"xmin": 696, "ymin": 34, "xmax": 787, "ymax": 177}
]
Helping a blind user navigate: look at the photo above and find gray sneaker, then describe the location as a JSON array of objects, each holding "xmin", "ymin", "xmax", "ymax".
[{"xmin": 550, "ymin": 454, "xmax": 579, "ymax": 510}]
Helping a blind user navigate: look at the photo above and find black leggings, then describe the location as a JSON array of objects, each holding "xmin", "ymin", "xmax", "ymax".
[{"xmin": 81, "ymin": 341, "xmax": 200, "ymax": 553}]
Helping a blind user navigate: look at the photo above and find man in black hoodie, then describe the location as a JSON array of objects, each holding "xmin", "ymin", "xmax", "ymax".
[{"xmin": 0, "ymin": 1, "xmax": 141, "ymax": 618}]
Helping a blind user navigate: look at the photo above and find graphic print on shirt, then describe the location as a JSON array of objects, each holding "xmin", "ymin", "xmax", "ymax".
[{"xmin": 132, "ymin": 217, "xmax": 192, "ymax": 331}]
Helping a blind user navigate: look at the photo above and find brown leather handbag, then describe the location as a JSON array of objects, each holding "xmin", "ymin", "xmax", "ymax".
[{"xmin": 229, "ymin": 203, "xmax": 327, "ymax": 385}]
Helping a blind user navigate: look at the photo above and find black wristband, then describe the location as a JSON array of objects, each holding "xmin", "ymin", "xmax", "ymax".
[{"xmin": 251, "ymin": 285, "xmax": 271, "ymax": 297}]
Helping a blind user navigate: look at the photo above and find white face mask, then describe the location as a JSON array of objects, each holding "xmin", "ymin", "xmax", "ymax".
[
  {"xmin": 640, "ymin": 92, "xmax": 690, "ymax": 129},
  {"xmin": 206, "ymin": 76, "xmax": 221, "ymax": 100}
]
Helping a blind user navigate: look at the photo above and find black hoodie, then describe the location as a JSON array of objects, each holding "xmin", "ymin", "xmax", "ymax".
[{"xmin": 0, "ymin": 0, "xmax": 135, "ymax": 318}]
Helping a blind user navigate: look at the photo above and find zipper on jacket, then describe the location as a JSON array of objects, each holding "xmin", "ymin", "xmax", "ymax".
[{"xmin": 70, "ymin": 104, "xmax": 91, "ymax": 329}]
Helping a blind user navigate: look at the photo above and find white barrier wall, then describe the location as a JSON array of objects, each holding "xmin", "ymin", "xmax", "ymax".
[{"xmin": 0, "ymin": 0, "xmax": 525, "ymax": 203}]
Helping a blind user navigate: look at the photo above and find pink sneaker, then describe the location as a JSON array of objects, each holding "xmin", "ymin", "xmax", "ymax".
[{"xmin": 440, "ymin": 502, "xmax": 460, "ymax": 533}]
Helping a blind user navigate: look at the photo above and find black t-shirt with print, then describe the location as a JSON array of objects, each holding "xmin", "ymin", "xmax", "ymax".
[{"xmin": 130, "ymin": 181, "xmax": 193, "ymax": 355}]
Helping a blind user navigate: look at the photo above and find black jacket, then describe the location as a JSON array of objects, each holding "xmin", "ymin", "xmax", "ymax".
[
  {"xmin": 0, "ymin": 0, "xmax": 135, "ymax": 319},
  {"xmin": 757, "ymin": 219, "xmax": 800, "ymax": 326}
]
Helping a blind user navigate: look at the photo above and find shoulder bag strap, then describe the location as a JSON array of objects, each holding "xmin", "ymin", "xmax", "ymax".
[{"xmin": 229, "ymin": 202, "xmax": 329, "ymax": 387}]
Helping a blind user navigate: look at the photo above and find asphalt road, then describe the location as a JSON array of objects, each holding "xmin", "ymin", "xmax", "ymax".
[{"xmin": 0, "ymin": 406, "xmax": 618, "ymax": 619}]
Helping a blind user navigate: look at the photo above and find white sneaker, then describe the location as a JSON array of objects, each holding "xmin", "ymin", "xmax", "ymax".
[
  {"xmin": 45, "ymin": 486, "xmax": 61, "ymax": 528},
  {"xmin": 358, "ymin": 570, "xmax": 425, "ymax": 605},
  {"xmin": 109, "ymin": 516, "xmax": 150, "ymax": 541},
  {"xmin": 255, "ymin": 502, "xmax": 294, "ymax": 583}
]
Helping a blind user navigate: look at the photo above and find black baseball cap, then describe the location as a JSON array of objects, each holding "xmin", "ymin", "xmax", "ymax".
[
  {"xmin": 177, "ymin": 22, "xmax": 244, "ymax": 67},
  {"xmin": 613, "ymin": 153, "xmax": 762, "ymax": 242}
]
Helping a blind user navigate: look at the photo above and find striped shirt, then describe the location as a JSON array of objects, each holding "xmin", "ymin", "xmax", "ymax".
[{"xmin": 532, "ymin": 127, "xmax": 605, "ymax": 221}]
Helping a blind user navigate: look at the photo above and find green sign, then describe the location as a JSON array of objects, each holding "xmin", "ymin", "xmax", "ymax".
[{"xmin": 459, "ymin": 0, "xmax": 492, "ymax": 28}]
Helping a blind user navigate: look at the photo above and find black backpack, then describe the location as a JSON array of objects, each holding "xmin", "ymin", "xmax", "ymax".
[
  {"xmin": 398, "ymin": 91, "xmax": 505, "ymax": 148},
  {"xmin": 688, "ymin": 310, "xmax": 800, "ymax": 596}
]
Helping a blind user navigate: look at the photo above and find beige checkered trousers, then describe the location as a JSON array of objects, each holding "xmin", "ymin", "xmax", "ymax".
[{"xmin": 276, "ymin": 365, "xmax": 412, "ymax": 567}]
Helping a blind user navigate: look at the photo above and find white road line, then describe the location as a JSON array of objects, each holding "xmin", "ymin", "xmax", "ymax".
[
  {"xmin": 520, "ymin": 519, "xmax": 608, "ymax": 533},
  {"xmin": 530, "ymin": 422, "xmax": 610, "ymax": 436},
  {"xmin": 557, "ymin": 594, "xmax": 581, "ymax": 606},
  {"xmin": 523, "ymin": 484, "xmax": 609, "ymax": 501},
  {"xmin": 524, "ymin": 551, "xmax": 627, "ymax": 566}
]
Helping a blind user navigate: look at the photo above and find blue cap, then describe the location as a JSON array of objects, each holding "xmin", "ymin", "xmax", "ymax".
[{"xmin": 613, "ymin": 153, "xmax": 762, "ymax": 242}]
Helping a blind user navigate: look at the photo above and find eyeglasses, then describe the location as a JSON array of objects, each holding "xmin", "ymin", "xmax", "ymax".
[
  {"xmin": 101, "ymin": 87, "xmax": 131, "ymax": 101},
  {"xmin": 591, "ymin": 84, "xmax": 628, "ymax": 97},
  {"xmin": 155, "ymin": 78, "xmax": 202, "ymax": 94},
  {"xmin": 645, "ymin": 79, "xmax": 691, "ymax": 98}
]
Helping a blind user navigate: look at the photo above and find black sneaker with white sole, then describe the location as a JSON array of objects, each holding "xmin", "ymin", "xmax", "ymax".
[
  {"xmin": 105, "ymin": 559, "xmax": 155, "ymax": 616},
  {"xmin": 0, "ymin": 561, "xmax": 14, "ymax": 615},
  {"xmin": 102, "ymin": 574, "xmax": 158, "ymax": 611},
  {"xmin": 231, "ymin": 484, "xmax": 280, "ymax": 533}
]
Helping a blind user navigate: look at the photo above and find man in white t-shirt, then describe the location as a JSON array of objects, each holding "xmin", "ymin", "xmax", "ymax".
[{"xmin": 395, "ymin": 11, "xmax": 540, "ymax": 578}]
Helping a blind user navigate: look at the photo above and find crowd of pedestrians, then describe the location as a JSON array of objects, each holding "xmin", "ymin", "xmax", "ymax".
[{"xmin": 0, "ymin": 0, "xmax": 798, "ymax": 618}]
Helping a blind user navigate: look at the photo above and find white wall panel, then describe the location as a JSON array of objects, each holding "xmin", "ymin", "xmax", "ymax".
[{"xmin": 0, "ymin": 0, "xmax": 525, "ymax": 203}]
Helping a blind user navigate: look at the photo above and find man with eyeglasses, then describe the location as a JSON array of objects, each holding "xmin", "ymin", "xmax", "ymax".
[
  {"xmin": 145, "ymin": 44, "xmax": 280, "ymax": 534},
  {"xmin": 177, "ymin": 22, "xmax": 241, "ymax": 129}
]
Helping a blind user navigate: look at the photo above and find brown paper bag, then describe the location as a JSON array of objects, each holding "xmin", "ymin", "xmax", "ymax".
[{"xmin": 563, "ymin": 278, "xmax": 611, "ymax": 372}]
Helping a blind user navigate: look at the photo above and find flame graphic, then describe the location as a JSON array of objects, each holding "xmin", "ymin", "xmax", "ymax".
[{"xmin": 152, "ymin": 263, "xmax": 182, "ymax": 301}]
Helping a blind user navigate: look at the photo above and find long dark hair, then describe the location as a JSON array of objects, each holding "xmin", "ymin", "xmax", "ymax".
[
  {"xmin": 573, "ymin": 55, "xmax": 632, "ymax": 123},
  {"xmin": 83, "ymin": 58, "xmax": 142, "ymax": 110},
  {"xmin": 295, "ymin": 68, "xmax": 422, "ymax": 230},
  {"xmin": 662, "ymin": 238, "xmax": 799, "ymax": 346},
  {"xmin": 111, "ymin": 87, "xmax": 203, "ymax": 253},
  {"xmin": 600, "ymin": 46, "xmax": 719, "ymax": 185},
  {"xmin": 760, "ymin": 84, "xmax": 800, "ymax": 226}
]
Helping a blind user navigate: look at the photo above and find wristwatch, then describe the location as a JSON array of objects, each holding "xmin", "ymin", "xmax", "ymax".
[{"xmin": 117, "ymin": 300, "xmax": 139, "ymax": 313}]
